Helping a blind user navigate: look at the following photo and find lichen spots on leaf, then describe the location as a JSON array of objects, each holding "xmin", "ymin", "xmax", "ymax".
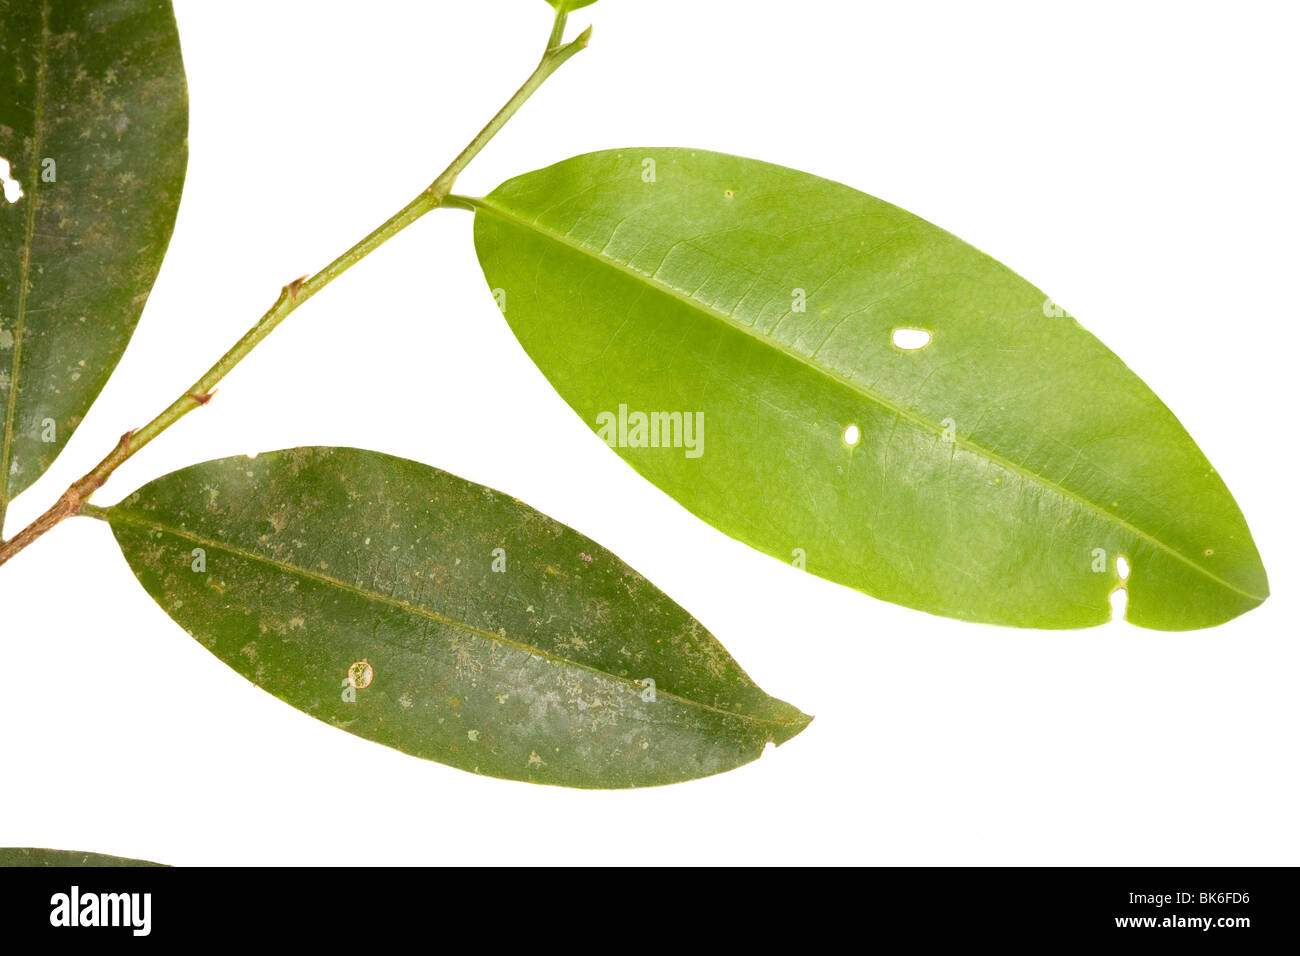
[
  {"xmin": 110, "ymin": 448, "xmax": 812, "ymax": 787},
  {"xmin": 347, "ymin": 660, "xmax": 374, "ymax": 690}
]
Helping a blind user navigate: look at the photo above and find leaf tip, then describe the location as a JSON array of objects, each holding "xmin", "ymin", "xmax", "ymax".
[{"xmin": 769, "ymin": 707, "xmax": 814, "ymax": 748}]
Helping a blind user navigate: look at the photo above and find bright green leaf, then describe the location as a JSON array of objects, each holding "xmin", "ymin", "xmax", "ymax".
[
  {"xmin": 0, "ymin": 0, "xmax": 187, "ymax": 528},
  {"xmin": 469, "ymin": 148, "xmax": 1267, "ymax": 630},
  {"xmin": 0, "ymin": 848, "xmax": 165, "ymax": 867},
  {"xmin": 107, "ymin": 447, "xmax": 809, "ymax": 788},
  {"xmin": 547, "ymin": 1, "xmax": 601, "ymax": 11}
]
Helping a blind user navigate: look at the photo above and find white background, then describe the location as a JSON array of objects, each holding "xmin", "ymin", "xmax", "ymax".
[{"xmin": 2, "ymin": 0, "xmax": 1296, "ymax": 866}]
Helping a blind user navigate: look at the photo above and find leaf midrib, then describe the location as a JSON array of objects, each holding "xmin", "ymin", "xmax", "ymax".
[
  {"xmin": 106, "ymin": 508, "xmax": 806, "ymax": 733},
  {"xmin": 0, "ymin": 3, "xmax": 50, "ymax": 518},
  {"xmin": 473, "ymin": 195, "xmax": 1263, "ymax": 604}
]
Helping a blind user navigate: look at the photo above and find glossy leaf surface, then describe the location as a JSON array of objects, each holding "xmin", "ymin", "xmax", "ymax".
[
  {"xmin": 0, "ymin": 0, "xmax": 187, "ymax": 525},
  {"xmin": 470, "ymin": 148, "xmax": 1267, "ymax": 630},
  {"xmin": 109, "ymin": 447, "xmax": 808, "ymax": 788}
]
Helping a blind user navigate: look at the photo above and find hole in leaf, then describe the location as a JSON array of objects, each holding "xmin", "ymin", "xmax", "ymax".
[
  {"xmin": 1108, "ymin": 586, "xmax": 1128, "ymax": 621},
  {"xmin": 842, "ymin": 424, "xmax": 861, "ymax": 447},
  {"xmin": 892, "ymin": 328, "xmax": 931, "ymax": 350},
  {"xmin": 0, "ymin": 156, "xmax": 23, "ymax": 204},
  {"xmin": 1115, "ymin": 555, "xmax": 1130, "ymax": 580}
]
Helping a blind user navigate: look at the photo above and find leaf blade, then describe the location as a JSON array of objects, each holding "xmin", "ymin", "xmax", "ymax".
[
  {"xmin": 0, "ymin": 848, "xmax": 165, "ymax": 867},
  {"xmin": 0, "ymin": 0, "xmax": 187, "ymax": 523},
  {"xmin": 470, "ymin": 148, "xmax": 1267, "ymax": 630},
  {"xmin": 108, "ymin": 447, "xmax": 808, "ymax": 788}
]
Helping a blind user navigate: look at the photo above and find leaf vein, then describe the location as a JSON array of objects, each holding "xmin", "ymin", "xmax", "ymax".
[
  {"xmin": 1, "ymin": 3, "xmax": 51, "ymax": 521},
  {"xmin": 107, "ymin": 509, "xmax": 803, "ymax": 731}
]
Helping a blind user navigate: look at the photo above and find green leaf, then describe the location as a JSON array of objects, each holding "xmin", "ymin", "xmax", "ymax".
[
  {"xmin": 469, "ymin": 148, "xmax": 1267, "ymax": 630},
  {"xmin": 547, "ymin": 1, "xmax": 601, "ymax": 11},
  {"xmin": 0, "ymin": 0, "xmax": 187, "ymax": 527},
  {"xmin": 0, "ymin": 848, "xmax": 165, "ymax": 867},
  {"xmin": 107, "ymin": 447, "xmax": 809, "ymax": 788}
]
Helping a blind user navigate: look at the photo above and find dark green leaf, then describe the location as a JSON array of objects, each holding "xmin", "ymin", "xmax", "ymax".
[
  {"xmin": 0, "ymin": 0, "xmax": 187, "ymax": 527},
  {"xmin": 0, "ymin": 848, "xmax": 165, "ymax": 867},
  {"xmin": 107, "ymin": 447, "xmax": 809, "ymax": 788},
  {"xmin": 469, "ymin": 148, "xmax": 1267, "ymax": 630}
]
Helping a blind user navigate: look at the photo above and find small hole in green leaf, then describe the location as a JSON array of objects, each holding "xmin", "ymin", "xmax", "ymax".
[
  {"xmin": 892, "ymin": 328, "xmax": 931, "ymax": 350},
  {"xmin": 842, "ymin": 424, "xmax": 861, "ymax": 447},
  {"xmin": 1109, "ymin": 586, "xmax": 1128, "ymax": 621},
  {"xmin": 1115, "ymin": 555, "xmax": 1130, "ymax": 580}
]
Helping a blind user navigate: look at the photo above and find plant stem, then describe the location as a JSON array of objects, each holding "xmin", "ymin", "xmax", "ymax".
[
  {"xmin": 547, "ymin": 5, "xmax": 571, "ymax": 52},
  {"xmin": 0, "ymin": 9, "xmax": 591, "ymax": 569}
]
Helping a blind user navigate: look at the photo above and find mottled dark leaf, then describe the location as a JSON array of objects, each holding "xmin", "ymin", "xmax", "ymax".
[
  {"xmin": 0, "ymin": 0, "xmax": 187, "ymax": 528},
  {"xmin": 108, "ymin": 447, "xmax": 809, "ymax": 788},
  {"xmin": 0, "ymin": 847, "xmax": 165, "ymax": 867}
]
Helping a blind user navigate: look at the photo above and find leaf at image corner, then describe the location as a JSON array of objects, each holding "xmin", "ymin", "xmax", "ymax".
[
  {"xmin": 107, "ymin": 447, "xmax": 809, "ymax": 789},
  {"xmin": 0, "ymin": 1, "xmax": 187, "ymax": 525},
  {"xmin": 0, "ymin": 848, "xmax": 166, "ymax": 868}
]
